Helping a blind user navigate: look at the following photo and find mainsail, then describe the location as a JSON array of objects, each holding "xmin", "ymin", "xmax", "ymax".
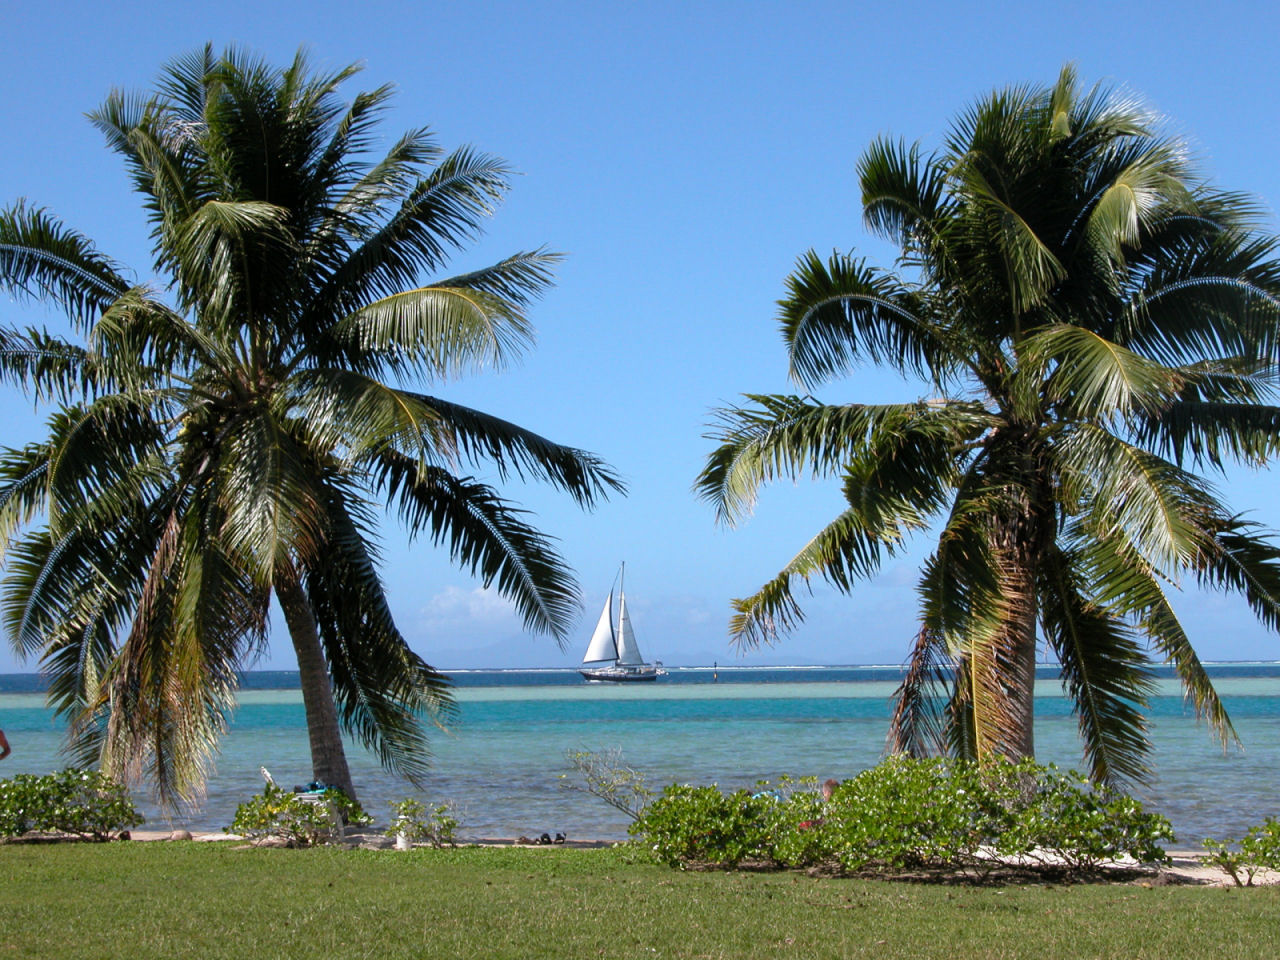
[{"xmin": 582, "ymin": 592, "xmax": 617, "ymax": 664}]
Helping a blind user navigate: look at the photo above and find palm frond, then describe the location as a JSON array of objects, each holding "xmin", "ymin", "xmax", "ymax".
[
  {"xmin": 0, "ymin": 202, "xmax": 131, "ymax": 330},
  {"xmin": 887, "ymin": 624, "xmax": 953, "ymax": 757},
  {"xmin": 1054, "ymin": 423, "xmax": 1216, "ymax": 570},
  {"xmin": 1038, "ymin": 542, "xmax": 1155, "ymax": 786},
  {"xmin": 1071, "ymin": 523, "xmax": 1236, "ymax": 750},
  {"xmin": 698, "ymin": 395, "xmax": 989, "ymax": 527},
  {"xmin": 305, "ymin": 488, "xmax": 453, "ymax": 784},
  {"xmin": 1027, "ymin": 323, "xmax": 1184, "ymax": 419},
  {"xmin": 370, "ymin": 454, "xmax": 581, "ymax": 642},
  {"xmin": 102, "ymin": 503, "xmax": 262, "ymax": 807},
  {"xmin": 858, "ymin": 138, "xmax": 946, "ymax": 252},
  {"xmin": 780, "ymin": 250, "xmax": 951, "ymax": 388},
  {"xmin": 323, "ymin": 285, "xmax": 533, "ymax": 379},
  {"xmin": 1133, "ymin": 399, "xmax": 1280, "ymax": 470},
  {"xmin": 726, "ymin": 504, "xmax": 908, "ymax": 649},
  {"xmin": 311, "ymin": 146, "xmax": 515, "ymax": 315},
  {"xmin": 216, "ymin": 409, "xmax": 328, "ymax": 580}
]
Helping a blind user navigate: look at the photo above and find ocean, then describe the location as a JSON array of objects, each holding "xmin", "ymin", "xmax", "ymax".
[{"xmin": 1, "ymin": 664, "xmax": 1277, "ymax": 845}]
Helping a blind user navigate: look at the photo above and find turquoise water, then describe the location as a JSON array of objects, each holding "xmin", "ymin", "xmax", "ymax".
[{"xmin": 1, "ymin": 666, "xmax": 1278, "ymax": 845}]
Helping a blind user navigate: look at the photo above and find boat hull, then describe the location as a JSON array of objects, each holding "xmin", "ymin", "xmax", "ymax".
[{"xmin": 579, "ymin": 663, "xmax": 666, "ymax": 682}]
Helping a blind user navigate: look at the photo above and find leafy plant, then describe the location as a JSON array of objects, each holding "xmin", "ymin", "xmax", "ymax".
[
  {"xmin": 631, "ymin": 757, "xmax": 1173, "ymax": 877},
  {"xmin": 821, "ymin": 758, "xmax": 990, "ymax": 873},
  {"xmin": 984, "ymin": 763, "xmax": 1173, "ymax": 869},
  {"xmin": 385, "ymin": 798, "xmax": 459, "ymax": 848},
  {"xmin": 229, "ymin": 782, "xmax": 369, "ymax": 847},
  {"xmin": 559, "ymin": 748, "xmax": 653, "ymax": 821},
  {"xmin": 630, "ymin": 784, "xmax": 780, "ymax": 868},
  {"xmin": 1202, "ymin": 818, "xmax": 1280, "ymax": 886},
  {"xmin": 0, "ymin": 768, "xmax": 143, "ymax": 841},
  {"xmin": 1201, "ymin": 838, "xmax": 1251, "ymax": 886}
]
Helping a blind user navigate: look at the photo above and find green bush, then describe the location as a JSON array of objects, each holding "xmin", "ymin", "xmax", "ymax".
[
  {"xmin": 630, "ymin": 757, "xmax": 1173, "ymax": 877},
  {"xmin": 765, "ymin": 787, "xmax": 831, "ymax": 869},
  {"xmin": 629, "ymin": 784, "xmax": 779, "ymax": 868},
  {"xmin": 229, "ymin": 782, "xmax": 371, "ymax": 847},
  {"xmin": 1202, "ymin": 817, "xmax": 1280, "ymax": 886},
  {"xmin": 0, "ymin": 769, "xmax": 144, "ymax": 841},
  {"xmin": 821, "ymin": 758, "xmax": 987, "ymax": 872},
  {"xmin": 985, "ymin": 763, "xmax": 1173, "ymax": 869},
  {"xmin": 386, "ymin": 798, "xmax": 459, "ymax": 848}
]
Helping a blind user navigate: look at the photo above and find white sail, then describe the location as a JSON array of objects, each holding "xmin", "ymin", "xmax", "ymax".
[
  {"xmin": 615, "ymin": 594, "xmax": 644, "ymax": 665},
  {"xmin": 578, "ymin": 564, "xmax": 666, "ymax": 682},
  {"xmin": 582, "ymin": 591, "xmax": 617, "ymax": 663}
]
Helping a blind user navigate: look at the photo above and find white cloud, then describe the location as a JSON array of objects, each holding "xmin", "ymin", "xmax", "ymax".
[{"xmin": 418, "ymin": 585, "xmax": 518, "ymax": 631}]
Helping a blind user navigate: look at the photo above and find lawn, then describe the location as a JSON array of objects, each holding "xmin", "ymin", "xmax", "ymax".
[{"xmin": 1, "ymin": 842, "xmax": 1276, "ymax": 959}]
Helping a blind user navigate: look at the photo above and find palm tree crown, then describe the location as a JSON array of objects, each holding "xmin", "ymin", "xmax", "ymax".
[
  {"xmin": 698, "ymin": 67, "xmax": 1280, "ymax": 786},
  {"xmin": 0, "ymin": 47, "xmax": 622, "ymax": 804}
]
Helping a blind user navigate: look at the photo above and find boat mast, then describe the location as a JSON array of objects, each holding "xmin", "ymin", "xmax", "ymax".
[{"xmin": 614, "ymin": 561, "xmax": 625, "ymax": 661}]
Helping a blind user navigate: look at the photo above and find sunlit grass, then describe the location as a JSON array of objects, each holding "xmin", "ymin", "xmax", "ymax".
[{"xmin": 1, "ymin": 842, "xmax": 1277, "ymax": 959}]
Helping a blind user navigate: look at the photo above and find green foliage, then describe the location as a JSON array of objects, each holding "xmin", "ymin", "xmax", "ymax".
[
  {"xmin": 1202, "ymin": 817, "xmax": 1280, "ymax": 886},
  {"xmin": 0, "ymin": 768, "xmax": 143, "ymax": 841},
  {"xmin": 631, "ymin": 757, "xmax": 1172, "ymax": 876},
  {"xmin": 0, "ymin": 45, "xmax": 621, "ymax": 807},
  {"xmin": 385, "ymin": 797, "xmax": 458, "ymax": 848},
  {"xmin": 629, "ymin": 784, "xmax": 777, "ymax": 868},
  {"xmin": 982, "ymin": 763, "xmax": 1174, "ymax": 869},
  {"xmin": 697, "ymin": 66, "xmax": 1280, "ymax": 787},
  {"xmin": 820, "ymin": 758, "xmax": 987, "ymax": 873},
  {"xmin": 228, "ymin": 783, "xmax": 370, "ymax": 847}
]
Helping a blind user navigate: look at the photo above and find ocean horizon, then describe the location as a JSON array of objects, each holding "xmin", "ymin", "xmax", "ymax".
[
  {"xmin": 3, "ymin": 662, "xmax": 1278, "ymax": 846},
  {"xmin": 7, "ymin": 659, "xmax": 1280, "ymax": 693}
]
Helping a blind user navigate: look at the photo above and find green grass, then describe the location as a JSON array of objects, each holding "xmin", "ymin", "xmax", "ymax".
[{"xmin": 1, "ymin": 842, "xmax": 1277, "ymax": 959}]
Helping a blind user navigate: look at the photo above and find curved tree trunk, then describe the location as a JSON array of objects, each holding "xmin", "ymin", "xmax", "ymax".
[
  {"xmin": 1001, "ymin": 549, "xmax": 1038, "ymax": 761},
  {"xmin": 275, "ymin": 563, "xmax": 357, "ymax": 802},
  {"xmin": 965, "ymin": 448, "xmax": 1044, "ymax": 765},
  {"xmin": 989, "ymin": 452, "xmax": 1050, "ymax": 764}
]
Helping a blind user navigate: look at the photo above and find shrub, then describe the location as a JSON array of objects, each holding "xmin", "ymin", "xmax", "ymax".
[
  {"xmin": 630, "ymin": 784, "xmax": 779, "ymax": 868},
  {"xmin": 1202, "ymin": 818, "xmax": 1280, "ymax": 886},
  {"xmin": 985, "ymin": 763, "xmax": 1173, "ymax": 869},
  {"xmin": 821, "ymin": 758, "xmax": 987, "ymax": 873},
  {"xmin": 386, "ymin": 798, "xmax": 459, "ymax": 848},
  {"xmin": 0, "ymin": 769, "xmax": 144, "ymax": 841},
  {"xmin": 766, "ymin": 787, "xmax": 831, "ymax": 869},
  {"xmin": 630, "ymin": 757, "xmax": 1173, "ymax": 877},
  {"xmin": 229, "ymin": 782, "xmax": 370, "ymax": 847}
]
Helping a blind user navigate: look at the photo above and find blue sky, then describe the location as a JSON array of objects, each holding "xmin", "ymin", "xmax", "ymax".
[{"xmin": 2, "ymin": 0, "xmax": 1279, "ymax": 671}]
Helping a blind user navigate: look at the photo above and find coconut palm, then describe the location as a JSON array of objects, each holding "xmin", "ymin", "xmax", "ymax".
[
  {"xmin": 697, "ymin": 67, "xmax": 1280, "ymax": 786},
  {"xmin": 0, "ymin": 47, "xmax": 622, "ymax": 805}
]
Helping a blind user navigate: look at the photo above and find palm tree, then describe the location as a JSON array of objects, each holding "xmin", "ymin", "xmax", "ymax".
[
  {"xmin": 697, "ymin": 67, "xmax": 1280, "ymax": 786},
  {"xmin": 0, "ymin": 47, "xmax": 622, "ymax": 805}
]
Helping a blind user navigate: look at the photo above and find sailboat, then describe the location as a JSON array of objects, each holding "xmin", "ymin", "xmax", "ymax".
[{"xmin": 579, "ymin": 564, "xmax": 667, "ymax": 682}]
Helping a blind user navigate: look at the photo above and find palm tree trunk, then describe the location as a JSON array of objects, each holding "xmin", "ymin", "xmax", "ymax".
[
  {"xmin": 275, "ymin": 563, "xmax": 357, "ymax": 802},
  {"xmin": 1003, "ymin": 551, "xmax": 1038, "ymax": 760},
  {"xmin": 969, "ymin": 497, "xmax": 1041, "ymax": 765},
  {"xmin": 995, "ymin": 462, "xmax": 1048, "ymax": 762}
]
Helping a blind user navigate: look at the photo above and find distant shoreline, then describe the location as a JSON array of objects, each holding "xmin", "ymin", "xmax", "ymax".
[{"xmin": 4, "ymin": 660, "xmax": 1280, "ymax": 694}]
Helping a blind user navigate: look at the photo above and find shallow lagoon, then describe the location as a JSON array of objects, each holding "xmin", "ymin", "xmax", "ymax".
[{"xmin": 2, "ymin": 665, "xmax": 1277, "ymax": 844}]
